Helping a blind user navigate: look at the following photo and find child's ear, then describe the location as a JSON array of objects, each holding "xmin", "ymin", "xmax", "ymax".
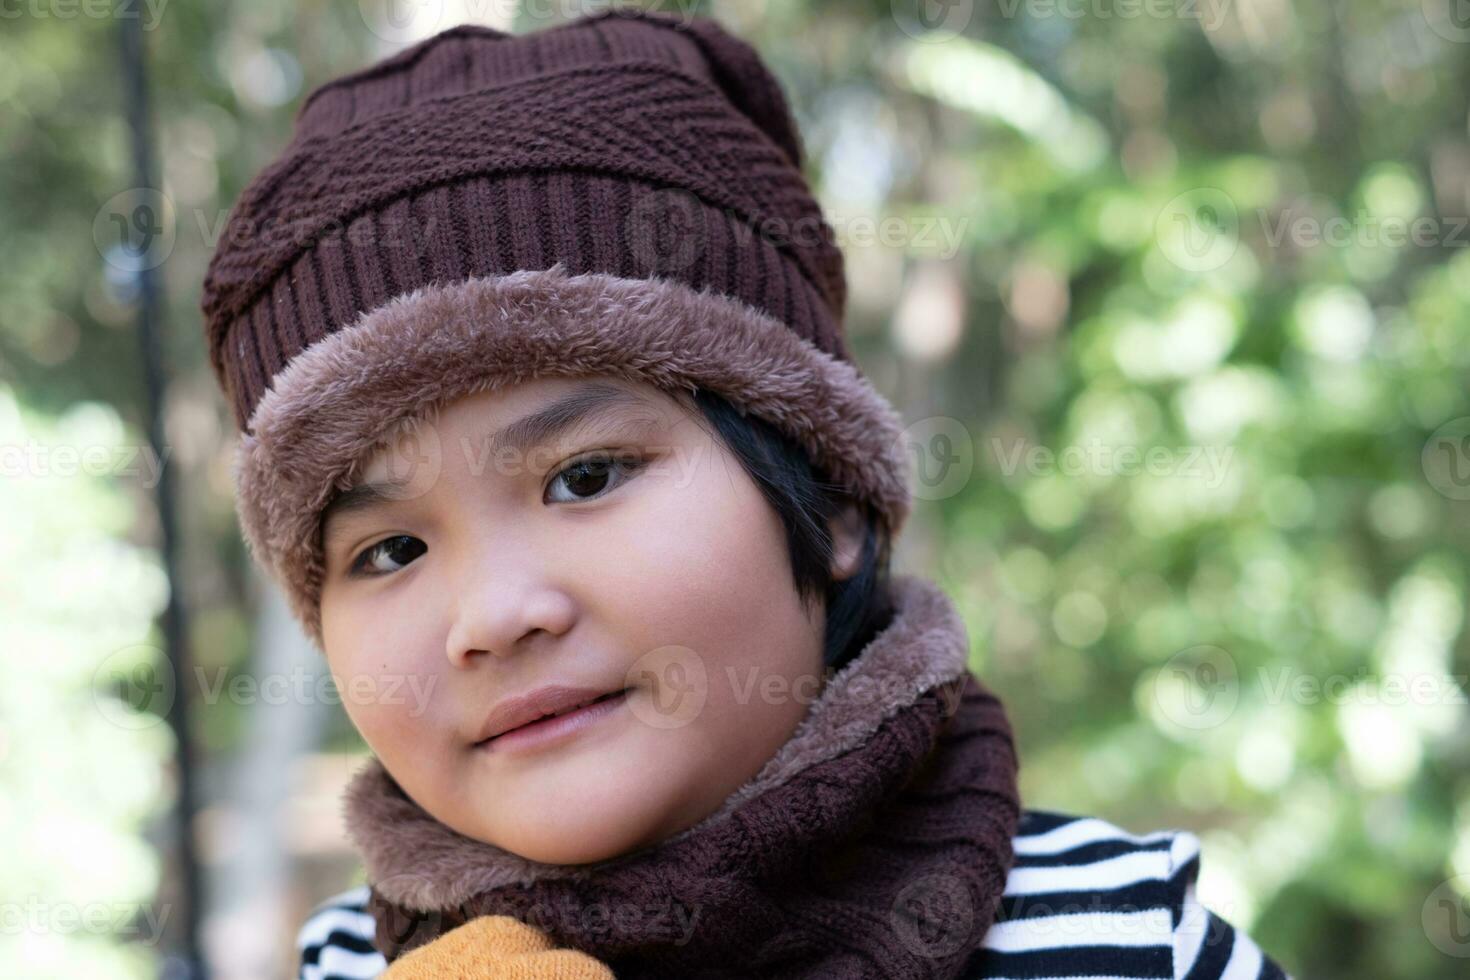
[{"xmin": 827, "ymin": 501, "xmax": 866, "ymax": 583}]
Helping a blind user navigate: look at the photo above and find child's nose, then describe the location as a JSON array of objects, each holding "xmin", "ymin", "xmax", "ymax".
[{"xmin": 443, "ymin": 574, "xmax": 578, "ymax": 670}]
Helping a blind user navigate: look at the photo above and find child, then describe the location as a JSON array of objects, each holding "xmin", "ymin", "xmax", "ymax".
[{"xmin": 201, "ymin": 9, "xmax": 1293, "ymax": 979}]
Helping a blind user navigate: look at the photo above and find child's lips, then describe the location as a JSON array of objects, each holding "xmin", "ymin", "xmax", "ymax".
[
  {"xmin": 475, "ymin": 688, "xmax": 630, "ymax": 755},
  {"xmin": 472, "ymin": 683, "xmax": 629, "ymax": 744}
]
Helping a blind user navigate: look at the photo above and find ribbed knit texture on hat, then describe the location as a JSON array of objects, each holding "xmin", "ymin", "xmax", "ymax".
[{"xmin": 201, "ymin": 9, "xmax": 849, "ymax": 432}]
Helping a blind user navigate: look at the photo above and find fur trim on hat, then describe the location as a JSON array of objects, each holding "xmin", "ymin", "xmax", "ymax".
[
  {"xmin": 341, "ymin": 572, "xmax": 971, "ymax": 910},
  {"xmin": 232, "ymin": 262, "xmax": 913, "ymax": 648}
]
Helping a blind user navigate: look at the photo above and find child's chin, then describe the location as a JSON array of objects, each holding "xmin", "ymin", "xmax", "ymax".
[
  {"xmin": 494, "ymin": 816, "xmax": 662, "ymax": 866},
  {"xmin": 474, "ymin": 769, "xmax": 679, "ymax": 864}
]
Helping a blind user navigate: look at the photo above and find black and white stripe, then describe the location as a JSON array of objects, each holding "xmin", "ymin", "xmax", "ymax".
[
  {"xmin": 296, "ymin": 889, "xmax": 384, "ymax": 980},
  {"xmin": 969, "ymin": 810, "xmax": 1292, "ymax": 979},
  {"xmin": 295, "ymin": 809, "xmax": 1294, "ymax": 979}
]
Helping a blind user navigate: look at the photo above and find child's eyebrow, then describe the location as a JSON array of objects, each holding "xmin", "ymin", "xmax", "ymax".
[{"xmin": 320, "ymin": 382, "xmax": 658, "ymax": 536}]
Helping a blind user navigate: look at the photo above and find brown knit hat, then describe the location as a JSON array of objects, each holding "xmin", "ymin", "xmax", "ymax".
[{"xmin": 202, "ymin": 9, "xmax": 913, "ymax": 650}]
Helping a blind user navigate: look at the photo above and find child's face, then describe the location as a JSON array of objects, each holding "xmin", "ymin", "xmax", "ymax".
[{"xmin": 318, "ymin": 375, "xmax": 862, "ymax": 864}]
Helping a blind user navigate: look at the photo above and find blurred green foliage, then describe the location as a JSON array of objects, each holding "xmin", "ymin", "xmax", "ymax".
[{"xmin": 4, "ymin": 1, "xmax": 1469, "ymax": 977}]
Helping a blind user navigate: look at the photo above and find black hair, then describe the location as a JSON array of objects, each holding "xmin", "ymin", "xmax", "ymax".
[{"xmin": 682, "ymin": 386, "xmax": 896, "ymax": 673}]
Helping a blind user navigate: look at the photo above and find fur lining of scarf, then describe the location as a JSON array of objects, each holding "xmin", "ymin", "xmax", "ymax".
[{"xmin": 231, "ymin": 263, "xmax": 914, "ymax": 650}]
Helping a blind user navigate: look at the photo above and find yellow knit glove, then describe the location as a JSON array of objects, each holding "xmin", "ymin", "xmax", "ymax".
[{"xmin": 380, "ymin": 914, "xmax": 616, "ymax": 979}]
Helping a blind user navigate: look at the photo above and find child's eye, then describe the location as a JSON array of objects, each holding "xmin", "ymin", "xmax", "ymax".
[
  {"xmin": 345, "ymin": 451, "xmax": 645, "ymax": 579},
  {"xmin": 349, "ymin": 534, "xmax": 426, "ymax": 578},
  {"xmin": 546, "ymin": 450, "xmax": 645, "ymax": 504}
]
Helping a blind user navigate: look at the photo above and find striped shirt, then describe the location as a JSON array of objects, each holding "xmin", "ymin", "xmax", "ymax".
[{"xmin": 296, "ymin": 808, "xmax": 1294, "ymax": 979}]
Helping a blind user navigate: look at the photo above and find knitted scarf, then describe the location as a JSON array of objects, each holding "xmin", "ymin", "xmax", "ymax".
[{"xmin": 341, "ymin": 573, "xmax": 1022, "ymax": 979}]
